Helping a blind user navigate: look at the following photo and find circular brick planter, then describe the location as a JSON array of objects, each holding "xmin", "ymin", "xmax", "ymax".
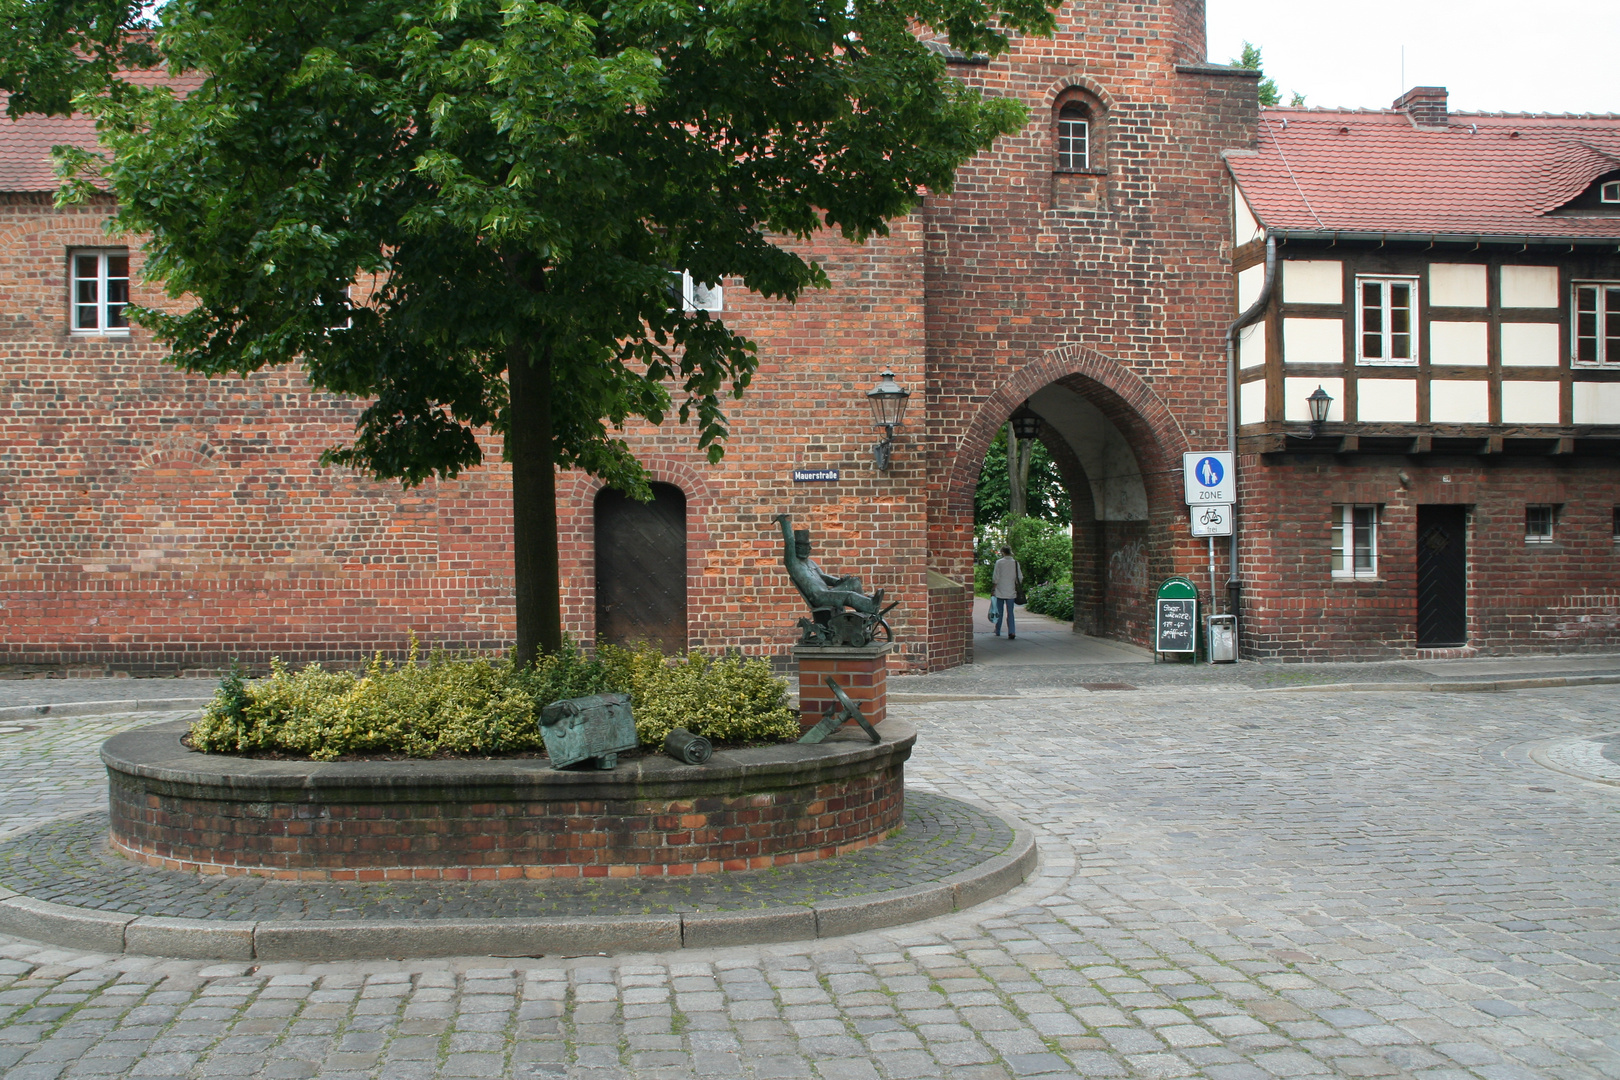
[{"xmin": 101, "ymin": 719, "xmax": 914, "ymax": 881}]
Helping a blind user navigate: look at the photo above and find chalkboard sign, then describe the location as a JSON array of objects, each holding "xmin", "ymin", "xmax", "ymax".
[{"xmin": 1156, "ymin": 598, "xmax": 1197, "ymax": 654}]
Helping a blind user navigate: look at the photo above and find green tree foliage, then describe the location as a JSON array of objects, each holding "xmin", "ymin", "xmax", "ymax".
[
  {"xmin": 974, "ymin": 426, "xmax": 1071, "ymax": 526},
  {"xmin": 1230, "ymin": 41, "xmax": 1304, "ymax": 108},
  {"xmin": 0, "ymin": 0, "xmax": 1059, "ymax": 664}
]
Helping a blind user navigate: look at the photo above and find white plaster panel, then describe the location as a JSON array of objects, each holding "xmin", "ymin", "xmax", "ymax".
[
  {"xmin": 1027, "ymin": 384, "xmax": 1149, "ymax": 521},
  {"xmin": 1238, "ymin": 322, "xmax": 1266, "ymax": 369},
  {"xmin": 1429, "ymin": 321, "xmax": 1488, "ymax": 366},
  {"xmin": 1427, "ymin": 263, "xmax": 1487, "ymax": 307},
  {"xmin": 1429, "ymin": 380, "xmax": 1490, "ymax": 424},
  {"xmin": 1283, "ymin": 318, "xmax": 1344, "ymax": 364},
  {"xmin": 1501, "ymin": 265, "xmax": 1559, "ymax": 308},
  {"xmin": 1284, "ymin": 377, "xmax": 1343, "ymax": 422},
  {"xmin": 1500, "ymin": 381, "xmax": 1560, "ymax": 424},
  {"xmin": 1501, "ymin": 322, "xmax": 1560, "ymax": 366},
  {"xmin": 1573, "ymin": 382, "xmax": 1620, "ymax": 425},
  {"xmin": 1239, "ymin": 377, "xmax": 1266, "ymax": 425},
  {"xmin": 1234, "ymin": 187, "xmax": 1262, "ymax": 245},
  {"xmin": 1237, "ymin": 263, "xmax": 1265, "ymax": 313},
  {"xmin": 1356, "ymin": 379, "xmax": 1417, "ymax": 422},
  {"xmin": 1282, "ymin": 260, "xmax": 1343, "ymax": 305}
]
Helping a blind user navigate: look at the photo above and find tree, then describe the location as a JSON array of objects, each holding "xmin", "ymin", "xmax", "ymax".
[
  {"xmin": 1230, "ymin": 41, "xmax": 1304, "ymax": 108},
  {"xmin": 0, "ymin": 0, "xmax": 1058, "ymax": 665},
  {"xmin": 974, "ymin": 426, "xmax": 1070, "ymax": 527}
]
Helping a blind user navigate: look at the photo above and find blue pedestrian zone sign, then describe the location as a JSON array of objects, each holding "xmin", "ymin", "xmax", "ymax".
[{"xmin": 1182, "ymin": 451, "xmax": 1234, "ymax": 505}]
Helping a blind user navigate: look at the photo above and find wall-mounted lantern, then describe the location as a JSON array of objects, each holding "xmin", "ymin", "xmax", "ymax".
[
  {"xmin": 1306, "ymin": 384, "xmax": 1333, "ymax": 437},
  {"xmin": 1009, "ymin": 402, "xmax": 1042, "ymax": 442},
  {"xmin": 867, "ymin": 369, "xmax": 911, "ymax": 471}
]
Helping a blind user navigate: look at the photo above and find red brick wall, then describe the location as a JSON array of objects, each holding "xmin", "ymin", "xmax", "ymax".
[
  {"xmin": 1237, "ymin": 455, "xmax": 1620, "ymax": 659},
  {"xmin": 1, "ymin": 1, "xmax": 1272, "ymax": 673}
]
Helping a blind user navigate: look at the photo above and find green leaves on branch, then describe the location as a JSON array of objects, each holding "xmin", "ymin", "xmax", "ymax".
[{"xmin": 2, "ymin": 0, "xmax": 1055, "ymax": 492}]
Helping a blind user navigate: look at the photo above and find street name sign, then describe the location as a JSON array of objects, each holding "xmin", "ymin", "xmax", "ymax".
[
  {"xmin": 1183, "ymin": 452, "xmax": 1234, "ymax": 504},
  {"xmin": 792, "ymin": 469, "xmax": 840, "ymax": 482}
]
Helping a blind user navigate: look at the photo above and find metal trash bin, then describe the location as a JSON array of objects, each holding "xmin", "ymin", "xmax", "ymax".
[{"xmin": 1207, "ymin": 614, "xmax": 1237, "ymax": 663}]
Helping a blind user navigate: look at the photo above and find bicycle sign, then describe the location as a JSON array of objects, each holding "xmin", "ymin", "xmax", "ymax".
[
  {"xmin": 1190, "ymin": 503, "xmax": 1233, "ymax": 537},
  {"xmin": 1182, "ymin": 451, "xmax": 1234, "ymax": 504}
]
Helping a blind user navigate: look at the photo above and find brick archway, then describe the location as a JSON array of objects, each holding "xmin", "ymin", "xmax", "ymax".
[
  {"xmin": 931, "ymin": 346, "xmax": 1195, "ymax": 668},
  {"xmin": 945, "ymin": 344, "xmax": 1191, "ymax": 522}
]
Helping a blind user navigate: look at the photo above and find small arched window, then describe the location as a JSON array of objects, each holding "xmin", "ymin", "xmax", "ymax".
[{"xmin": 1056, "ymin": 103, "xmax": 1091, "ymax": 171}]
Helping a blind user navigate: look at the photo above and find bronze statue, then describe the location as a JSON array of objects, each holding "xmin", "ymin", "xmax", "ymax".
[{"xmin": 773, "ymin": 514, "xmax": 897, "ymax": 647}]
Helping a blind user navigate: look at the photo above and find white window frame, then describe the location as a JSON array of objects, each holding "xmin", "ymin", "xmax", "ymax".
[
  {"xmin": 1602, "ymin": 180, "xmax": 1620, "ymax": 204},
  {"xmin": 674, "ymin": 270, "xmax": 723, "ymax": 313},
  {"xmin": 71, "ymin": 249, "xmax": 131, "ymax": 335},
  {"xmin": 1056, "ymin": 112, "xmax": 1090, "ymax": 171},
  {"xmin": 1525, "ymin": 505, "xmax": 1555, "ymax": 544},
  {"xmin": 1572, "ymin": 281, "xmax": 1620, "ymax": 367},
  {"xmin": 1331, "ymin": 504, "xmax": 1379, "ymax": 578},
  {"xmin": 1356, "ymin": 275, "xmax": 1419, "ymax": 365}
]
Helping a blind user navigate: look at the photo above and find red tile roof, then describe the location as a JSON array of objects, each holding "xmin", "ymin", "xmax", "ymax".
[
  {"xmin": 0, "ymin": 98, "xmax": 103, "ymax": 192},
  {"xmin": 1227, "ymin": 107, "xmax": 1620, "ymax": 241},
  {"xmin": 0, "ymin": 72, "xmax": 204, "ymax": 192}
]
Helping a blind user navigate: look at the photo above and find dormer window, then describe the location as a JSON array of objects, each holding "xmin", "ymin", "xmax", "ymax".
[
  {"xmin": 1603, "ymin": 180, "xmax": 1620, "ymax": 204},
  {"xmin": 1057, "ymin": 104, "xmax": 1090, "ymax": 171}
]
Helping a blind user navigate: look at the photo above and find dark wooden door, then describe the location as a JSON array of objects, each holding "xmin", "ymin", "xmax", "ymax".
[
  {"xmin": 1416, "ymin": 505, "xmax": 1468, "ymax": 647},
  {"xmin": 595, "ymin": 483, "xmax": 687, "ymax": 653}
]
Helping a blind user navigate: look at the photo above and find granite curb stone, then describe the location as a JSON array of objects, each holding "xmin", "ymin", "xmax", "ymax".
[
  {"xmin": 0, "ymin": 697, "xmax": 211, "ymax": 722},
  {"xmin": 0, "ymin": 797, "xmax": 1036, "ymax": 959}
]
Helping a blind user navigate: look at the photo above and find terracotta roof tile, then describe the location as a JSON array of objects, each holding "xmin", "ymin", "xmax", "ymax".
[
  {"xmin": 1228, "ymin": 107, "xmax": 1620, "ymax": 240},
  {"xmin": 0, "ymin": 97, "xmax": 103, "ymax": 192}
]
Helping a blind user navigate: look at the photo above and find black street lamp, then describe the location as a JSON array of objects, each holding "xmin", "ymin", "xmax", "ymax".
[
  {"xmin": 1009, "ymin": 402, "xmax": 1042, "ymax": 442},
  {"xmin": 1306, "ymin": 384, "xmax": 1334, "ymax": 437},
  {"xmin": 866, "ymin": 369, "xmax": 911, "ymax": 471}
]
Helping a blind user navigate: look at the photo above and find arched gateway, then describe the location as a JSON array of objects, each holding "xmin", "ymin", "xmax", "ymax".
[{"xmin": 931, "ymin": 346, "xmax": 1203, "ymax": 667}]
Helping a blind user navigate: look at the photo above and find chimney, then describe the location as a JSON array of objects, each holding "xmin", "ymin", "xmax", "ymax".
[
  {"xmin": 1171, "ymin": 0, "xmax": 1207, "ymax": 65},
  {"xmin": 1393, "ymin": 86, "xmax": 1448, "ymax": 128}
]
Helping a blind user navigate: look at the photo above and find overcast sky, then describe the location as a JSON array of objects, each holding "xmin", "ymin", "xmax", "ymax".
[{"xmin": 1206, "ymin": 0, "xmax": 1620, "ymax": 116}]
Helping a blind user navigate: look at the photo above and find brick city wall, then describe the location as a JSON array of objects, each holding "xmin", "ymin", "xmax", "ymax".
[
  {"xmin": 1237, "ymin": 454, "xmax": 1620, "ymax": 659},
  {"xmin": 107, "ymin": 761, "xmax": 906, "ymax": 880}
]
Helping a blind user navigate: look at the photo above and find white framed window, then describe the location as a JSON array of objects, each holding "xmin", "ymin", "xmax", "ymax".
[
  {"xmin": 1573, "ymin": 282, "xmax": 1620, "ymax": 366},
  {"xmin": 1602, "ymin": 180, "xmax": 1620, "ymax": 204},
  {"xmin": 1357, "ymin": 276, "xmax": 1418, "ymax": 364},
  {"xmin": 1526, "ymin": 505, "xmax": 1555, "ymax": 543},
  {"xmin": 71, "ymin": 249, "xmax": 130, "ymax": 333},
  {"xmin": 1331, "ymin": 504, "xmax": 1379, "ymax": 578},
  {"xmin": 1057, "ymin": 104, "xmax": 1089, "ymax": 171},
  {"xmin": 673, "ymin": 270, "xmax": 722, "ymax": 313}
]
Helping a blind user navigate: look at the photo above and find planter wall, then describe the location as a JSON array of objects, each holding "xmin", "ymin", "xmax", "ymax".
[{"xmin": 103, "ymin": 720, "xmax": 914, "ymax": 881}]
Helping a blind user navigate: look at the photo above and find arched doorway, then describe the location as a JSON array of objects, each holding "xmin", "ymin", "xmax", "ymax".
[
  {"xmin": 595, "ymin": 483, "xmax": 687, "ymax": 653},
  {"xmin": 945, "ymin": 350, "xmax": 1195, "ymax": 668}
]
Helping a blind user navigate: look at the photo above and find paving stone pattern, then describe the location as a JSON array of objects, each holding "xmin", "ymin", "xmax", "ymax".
[
  {"xmin": 0, "ymin": 685, "xmax": 1617, "ymax": 1079},
  {"xmin": 0, "ymin": 793, "xmax": 1009, "ymax": 920}
]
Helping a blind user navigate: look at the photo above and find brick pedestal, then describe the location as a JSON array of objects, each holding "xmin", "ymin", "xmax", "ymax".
[{"xmin": 795, "ymin": 643, "xmax": 892, "ymax": 731}]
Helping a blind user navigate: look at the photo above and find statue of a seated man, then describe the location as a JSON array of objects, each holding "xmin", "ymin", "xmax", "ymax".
[{"xmin": 773, "ymin": 513, "xmax": 884, "ymax": 616}]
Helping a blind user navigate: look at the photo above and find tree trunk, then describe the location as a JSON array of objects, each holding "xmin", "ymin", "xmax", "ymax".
[
  {"xmin": 507, "ymin": 341, "xmax": 563, "ymax": 665},
  {"xmin": 1006, "ymin": 423, "xmax": 1033, "ymax": 519}
]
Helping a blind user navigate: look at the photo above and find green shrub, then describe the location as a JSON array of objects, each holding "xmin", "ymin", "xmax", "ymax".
[
  {"xmin": 976, "ymin": 516, "xmax": 1073, "ymax": 591},
  {"xmin": 187, "ymin": 639, "xmax": 797, "ymax": 760},
  {"xmin": 598, "ymin": 643, "xmax": 800, "ymax": 747},
  {"xmin": 1025, "ymin": 580, "xmax": 1075, "ymax": 621},
  {"xmin": 1006, "ymin": 515, "xmax": 1072, "ymax": 586}
]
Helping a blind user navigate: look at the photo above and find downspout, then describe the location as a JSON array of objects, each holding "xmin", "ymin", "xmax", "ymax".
[{"xmin": 1223, "ymin": 231, "xmax": 1275, "ymax": 627}]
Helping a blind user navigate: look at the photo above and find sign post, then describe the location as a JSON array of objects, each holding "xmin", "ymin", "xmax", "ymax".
[{"xmin": 1183, "ymin": 453, "xmax": 1236, "ymax": 664}]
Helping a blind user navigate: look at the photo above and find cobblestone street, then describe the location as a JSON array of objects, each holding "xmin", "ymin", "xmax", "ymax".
[{"xmin": 0, "ymin": 682, "xmax": 1616, "ymax": 1079}]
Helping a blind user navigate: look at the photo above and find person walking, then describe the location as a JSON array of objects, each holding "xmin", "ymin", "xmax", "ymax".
[{"xmin": 990, "ymin": 545, "xmax": 1022, "ymax": 639}]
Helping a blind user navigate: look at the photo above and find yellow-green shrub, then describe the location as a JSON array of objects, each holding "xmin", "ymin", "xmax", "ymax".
[
  {"xmin": 598, "ymin": 643, "xmax": 800, "ymax": 746},
  {"xmin": 187, "ymin": 640, "xmax": 797, "ymax": 759}
]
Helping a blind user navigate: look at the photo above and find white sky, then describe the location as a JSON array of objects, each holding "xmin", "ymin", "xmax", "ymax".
[{"xmin": 1206, "ymin": 0, "xmax": 1620, "ymax": 116}]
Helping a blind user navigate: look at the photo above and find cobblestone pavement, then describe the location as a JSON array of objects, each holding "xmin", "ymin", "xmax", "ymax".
[{"xmin": 1, "ymin": 685, "xmax": 1618, "ymax": 1079}]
